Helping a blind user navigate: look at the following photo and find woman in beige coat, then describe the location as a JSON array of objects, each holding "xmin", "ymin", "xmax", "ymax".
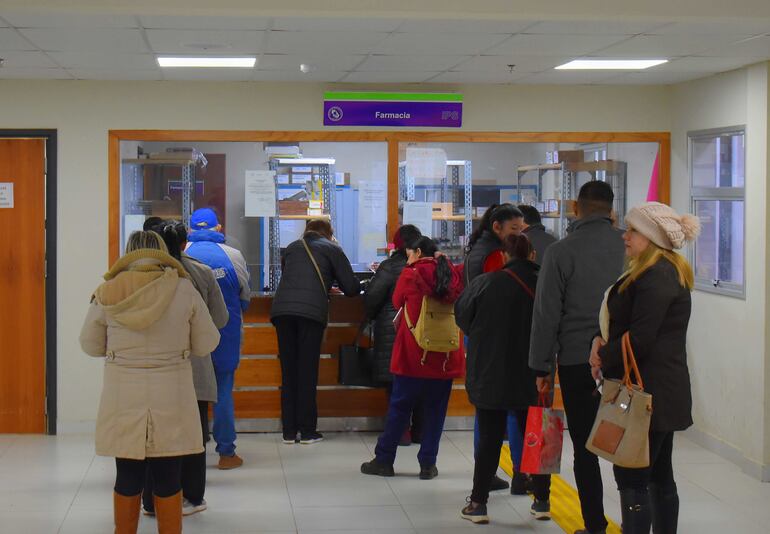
[{"xmin": 80, "ymin": 231, "xmax": 220, "ymax": 534}]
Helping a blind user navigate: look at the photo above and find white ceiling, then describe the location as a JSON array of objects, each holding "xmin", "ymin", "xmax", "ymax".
[{"xmin": 0, "ymin": 12, "xmax": 768, "ymax": 85}]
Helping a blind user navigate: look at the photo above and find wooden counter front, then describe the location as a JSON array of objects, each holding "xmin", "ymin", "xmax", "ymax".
[{"xmin": 234, "ymin": 294, "xmax": 474, "ymax": 421}]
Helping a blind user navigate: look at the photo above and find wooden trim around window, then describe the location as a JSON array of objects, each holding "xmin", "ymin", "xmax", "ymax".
[{"xmin": 108, "ymin": 129, "xmax": 671, "ymax": 265}]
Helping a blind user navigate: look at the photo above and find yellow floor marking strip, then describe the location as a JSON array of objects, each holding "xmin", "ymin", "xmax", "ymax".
[{"xmin": 499, "ymin": 444, "xmax": 621, "ymax": 534}]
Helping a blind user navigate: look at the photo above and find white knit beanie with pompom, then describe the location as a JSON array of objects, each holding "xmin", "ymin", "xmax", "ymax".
[{"xmin": 624, "ymin": 202, "xmax": 701, "ymax": 250}]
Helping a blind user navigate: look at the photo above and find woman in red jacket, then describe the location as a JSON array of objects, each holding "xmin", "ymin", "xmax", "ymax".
[{"xmin": 361, "ymin": 236, "xmax": 464, "ymax": 480}]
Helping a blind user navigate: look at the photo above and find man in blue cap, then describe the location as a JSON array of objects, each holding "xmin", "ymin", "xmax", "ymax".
[{"xmin": 186, "ymin": 208, "xmax": 251, "ymax": 470}]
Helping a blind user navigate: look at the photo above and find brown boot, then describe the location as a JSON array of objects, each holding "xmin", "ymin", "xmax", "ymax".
[
  {"xmin": 218, "ymin": 453, "xmax": 243, "ymax": 470},
  {"xmin": 114, "ymin": 492, "xmax": 141, "ymax": 534},
  {"xmin": 153, "ymin": 491, "xmax": 182, "ymax": 534}
]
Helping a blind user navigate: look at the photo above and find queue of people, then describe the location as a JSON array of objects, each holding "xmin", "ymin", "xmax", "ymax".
[{"xmin": 80, "ymin": 187, "xmax": 698, "ymax": 534}]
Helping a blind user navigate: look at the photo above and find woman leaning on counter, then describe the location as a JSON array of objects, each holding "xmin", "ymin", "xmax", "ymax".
[
  {"xmin": 590, "ymin": 202, "xmax": 700, "ymax": 534},
  {"xmin": 79, "ymin": 230, "xmax": 220, "ymax": 534},
  {"xmin": 270, "ymin": 219, "xmax": 361, "ymax": 446}
]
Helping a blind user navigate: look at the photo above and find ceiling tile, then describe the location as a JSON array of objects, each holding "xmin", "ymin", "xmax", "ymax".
[
  {"xmin": 0, "ymin": 67, "xmax": 71, "ymax": 79},
  {"xmin": 653, "ymin": 56, "xmax": 760, "ymax": 72},
  {"xmin": 341, "ymin": 71, "xmax": 439, "ymax": 83},
  {"xmin": 514, "ymin": 70, "xmax": 621, "ymax": 85},
  {"xmin": 0, "ymin": 27, "xmax": 37, "ymax": 51},
  {"xmin": 357, "ymin": 55, "xmax": 468, "ymax": 71},
  {"xmin": 396, "ymin": 19, "xmax": 536, "ymax": 34},
  {"xmin": 19, "ymin": 28, "xmax": 149, "ymax": 53},
  {"xmin": 698, "ymin": 35, "xmax": 770, "ymax": 58},
  {"xmin": 603, "ymin": 71, "xmax": 715, "ymax": 85},
  {"xmin": 267, "ymin": 30, "xmax": 387, "ymax": 54},
  {"xmin": 452, "ymin": 54, "xmax": 571, "ymax": 73},
  {"xmin": 146, "ymin": 29, "xmax": 263, "ymax": 54},
  {"xmin": 68, "ymin": 69, "xmax": 162, "ymax": 81},
  {"xmin": 429, "ymin": 70, "xmax": 529, "ymax": 84},
  {"xmin": 162, "ymin": 68, "xmax": 256, "ymax": 81},
  {"xmin": 2, "ymin": 13, "xmax": 137, "ymax": 28},
  {"xmin": 0, "ymin": 50, "xmax": 58, "ymax": 68},
  {"xmin": 374, "ymin": 32, "xmax": 510, "ymax": 55},
  {"xmin": 258, "ymin": 54, "xmax": 365, "ymax": 71},
  {"xmin": 649, "ymin": 21, "xmax": 770, "ymax": 36},
  {"xmin": 139, "ymin": 15, "xmax": 269, "ymax": 31},
  {"xmin": 48, "ymin": 52, "xmax": 158, "ymax": 70},
  {"xmin": 487, "ymin": 34, "xmax": 628, "ymax": 56},
  {"xmin": 593, "ymin": 34, "xmax": 747, "ymax": 58},
  {"xmin": 252, "ymin": 70, "xmax": 348, "ymax": 82},
  {"xmin": 526, "ymin": 20, "xmax": 666, "ymax": 35},
  {"xmin": 273, "ymin": 17, "xmax": 403, "ymax": 32}
]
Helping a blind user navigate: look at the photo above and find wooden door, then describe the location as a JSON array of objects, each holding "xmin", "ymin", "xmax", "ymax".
[{"xmin": 0, "ymin": 139, "xmax": 46, "ymax": 433}]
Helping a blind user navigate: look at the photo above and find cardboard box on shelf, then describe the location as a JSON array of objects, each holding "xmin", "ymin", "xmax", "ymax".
[
  {"xmin": 278, "ymin": 200, "xmax": 309, "ymax": 216},
  {"xmin": 554, "ymin": 150, "xmax": 584, "ymax": 164},
  {"xmin": 432, "ymin": 202, "xmax": 453, "ymax": 218}
]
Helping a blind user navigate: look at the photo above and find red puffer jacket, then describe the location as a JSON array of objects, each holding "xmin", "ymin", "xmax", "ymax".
[{"xmin": 390, "ymin": 258, "xmax": 465, "ymax": 379}]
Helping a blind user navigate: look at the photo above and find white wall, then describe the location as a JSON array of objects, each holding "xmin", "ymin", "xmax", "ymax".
[
  {"xmin": 671, "ymin": 63, "xmax": 770, "ymax": 479},
  {"xmin": 0, "ymin": 79, "xmax": 674, "ymax": 432}
]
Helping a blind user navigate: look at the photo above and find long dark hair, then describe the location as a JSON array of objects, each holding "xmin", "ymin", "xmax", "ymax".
[
  {"xmin": 149, "ymin": 219, "xmax": 187, "ymax": 260},
  {"xmin": 466, "ymin": 203, "xmax": 522, "ymax": 252},
  {"xmin": 408, "ymin": 236, "xmax": 451, "ymax": 298}
]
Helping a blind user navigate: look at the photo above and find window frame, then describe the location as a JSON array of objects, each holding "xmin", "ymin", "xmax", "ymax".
[{"xmin": 688, "ymin": 125, "xmax": 746, "ymax": 299}]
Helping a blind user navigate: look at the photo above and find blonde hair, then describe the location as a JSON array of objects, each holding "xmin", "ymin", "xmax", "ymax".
[
  {"xmin": 619, "ymin": 242, "xmax": 694, "ymax": 292},
  {"xmin": 125, "ymin": 231, "xmax": 169, "ymax": 254}
]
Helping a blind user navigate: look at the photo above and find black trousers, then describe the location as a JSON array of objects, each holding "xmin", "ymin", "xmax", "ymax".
[
  {"xmin": 143, "ymin": 401, "xmax": 209, "ymax": 510},
  {"xmin": 116, "ymin": 456, "xmax": 182, "ymax": 498},
  {"xmin": 274, "ymin": 316, "xmax": 326, "ymax": 437},
  {"xmin": 471, "ymin": 407, "xmax": 551, "ymax": 504},
  {"xmin": 614, "ymin": 431, "xmax": 676, "ymax": 492},
  {"xmin": 559, "ymin": 363, "xmax": 608, "ymax": 532}
]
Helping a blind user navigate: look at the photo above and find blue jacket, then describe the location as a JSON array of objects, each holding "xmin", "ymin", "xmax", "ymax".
[{"xmin": 187, "ymin": 230, "xmax": 251, "ymax": 372}]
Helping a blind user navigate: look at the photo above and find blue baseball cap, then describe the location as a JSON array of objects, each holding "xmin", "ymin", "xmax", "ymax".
[{"xmin": 190, "ymin": 208, "xmax": 219, "ymax": 230}]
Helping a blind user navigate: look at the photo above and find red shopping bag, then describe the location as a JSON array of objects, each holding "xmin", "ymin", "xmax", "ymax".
[{"xmin": 520, "ymin": 395, "xmax": 565, "ymax": 475}]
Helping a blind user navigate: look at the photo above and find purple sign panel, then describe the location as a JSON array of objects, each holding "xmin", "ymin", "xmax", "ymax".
[{"xmin": 323, "ymin": 98, "xmax": 463, "ymax": 127}]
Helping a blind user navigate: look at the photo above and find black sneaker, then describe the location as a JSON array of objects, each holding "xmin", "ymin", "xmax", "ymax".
[
  {"xmin": 360, "ymin": 459, "xmax": 395, "ymax": 477},
  {"xmin": 299, "ymin": 432, "xmax": 323, "ymax": 444},
  {"xmin": 574, "ymin": 530, "xmax": 606, "ymax": 534},
  {"xmin": 511, "ymin": 472, "xmax": 532, "ymax": 495},
  {"xmin": 490, "ymin": 474, "xmax": 510, "ymax": 491},
  {"xmin": 419, "ymin": 465, "xmax": 438, "ymax": 480},
  {"xmin": 530, "ymin": 499, "xmax": 551, "ymax": 521},
  {"xmin": 461, "ymin": 498, "xmax": 489, "ymax": 524},
  {"xmin": 282, "ymin": 432, "xmax": 298, "ymax": 444}
]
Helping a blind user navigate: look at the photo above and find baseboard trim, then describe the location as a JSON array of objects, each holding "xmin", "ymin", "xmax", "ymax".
[
  {"xmin": 57, "ymin": 420, "xmax": 96, "ymax": 434},
  {"xmin": 683, "ymin": 427, "xmax": 770, "ymax": 482},
  {"xmin": 235, "ymin": 416, "xmax": 474, "ymax": 433}
]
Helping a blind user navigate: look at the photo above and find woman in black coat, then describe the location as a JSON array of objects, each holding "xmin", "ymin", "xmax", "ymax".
[
  {"xmin": 590, "ymin": 202, "xmax": 700, "ymax": 534},
  {"xmin": 455, "ymin": 234, "xmax": 552, "ymax": 525},
  {"xmin": 364, "ymin": 225, "xmax": 422, "ymax": 444}
]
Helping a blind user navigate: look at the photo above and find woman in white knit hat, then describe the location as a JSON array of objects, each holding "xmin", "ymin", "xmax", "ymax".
[{"xmin": 588, "ymin": 202, "xmax": 700, "ymax": 534}]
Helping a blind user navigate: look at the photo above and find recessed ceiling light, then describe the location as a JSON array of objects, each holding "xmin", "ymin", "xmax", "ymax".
[
  {"xmin": 157, "ymin": 57, "xmax": 256, "ymax": 68},
  {"xmin": 555, "ymin": 59, "xmax": 668, "ymax": 70}
]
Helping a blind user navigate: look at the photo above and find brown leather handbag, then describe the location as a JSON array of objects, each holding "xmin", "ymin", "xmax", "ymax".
[{"xmin": 586, "ymin": 332, "xmax": 653, "ymax": 468}]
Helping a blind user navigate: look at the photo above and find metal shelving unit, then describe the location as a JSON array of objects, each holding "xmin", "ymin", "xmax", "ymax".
[
  {"xmin": 266, "ymin": 158, "xmax": 336, "ymax": 290},
  {"xmin": 121, "ymin": 157, "xmax": 197, "ymax": 228}
]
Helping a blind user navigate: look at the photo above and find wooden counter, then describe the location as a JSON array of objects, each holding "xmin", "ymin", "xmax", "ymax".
[{"xmin": 234, "ymin": 294, "xmax": 474, "ymax": 422}]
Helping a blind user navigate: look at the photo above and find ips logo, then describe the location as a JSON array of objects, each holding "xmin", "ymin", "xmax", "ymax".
[
  {"xmin": 327, "ymin": 106, "xmax": 344, "ymax": 122},
  {"xmin": 441, "ymin": 111, "xmax": 460, "ymax": 121}
]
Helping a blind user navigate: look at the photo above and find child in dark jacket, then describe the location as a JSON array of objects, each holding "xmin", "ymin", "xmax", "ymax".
[{"xmin": 361, "ymin": 237, "xmax": 464, "ymax": 479}]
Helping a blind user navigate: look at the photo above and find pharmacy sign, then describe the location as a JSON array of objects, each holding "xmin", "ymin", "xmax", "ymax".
[{"xmin": 323, "ymin": 92, "xmax": 463, "ymax": 127}]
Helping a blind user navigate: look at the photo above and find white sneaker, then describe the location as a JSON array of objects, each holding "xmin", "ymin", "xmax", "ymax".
[{"xmin": 182, "ymin": 498, "xmax": 207, "ymax": 516}]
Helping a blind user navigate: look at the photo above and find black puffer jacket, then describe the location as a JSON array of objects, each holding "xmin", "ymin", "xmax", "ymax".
[
  {"xmin": 364, "ymin": 251, "xmax": 408, "ymax": 384},
  {"xmin": 270, "ymin": 233, "xmax": 360, "ymax": 326},
  {"xmin": 464, "ymin": 230, "xmax": 504, "ymax": 284},
  {"xmin": 455, "ymin": 259, "xmax": 539, "ymax": 410}
]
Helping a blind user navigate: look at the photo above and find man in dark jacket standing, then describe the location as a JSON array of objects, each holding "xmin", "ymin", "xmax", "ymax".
[
  {"xmin": 271, "ymin": 220, "xmax": 360, "ymax": 445},
  {"xmin": 518, "ymin": 205, "xmax": 558, "ymax": 265},
  {"xmin": 529, "ymin": 182, "xmax": 625, "ymax": 534}
]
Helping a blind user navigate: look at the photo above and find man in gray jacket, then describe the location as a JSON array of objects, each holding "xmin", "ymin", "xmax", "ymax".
[
  {"xmin": 518, "ymin": 204, "xmax": 558, "ymax": 265},
  {"xmin": 529, "ymin": 182, "xmax": 625, "ymax": 534}
]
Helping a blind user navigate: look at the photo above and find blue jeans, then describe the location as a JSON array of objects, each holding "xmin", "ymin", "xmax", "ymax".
[
  {"xmin": 213, "ymin": 370, "xmax": 236, "ymax": 456},
  {"xmin": 375, "ymin": 375, "xmax": 453, "ymax": 467},
  {"xmin": 474, "ymin": 411, "xmax": 523, "ymax": 471}
]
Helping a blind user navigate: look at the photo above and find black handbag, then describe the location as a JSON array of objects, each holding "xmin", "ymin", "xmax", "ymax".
[{"xmin": 338, "ymin": 323, "xmax": 377, "ymax": 387}]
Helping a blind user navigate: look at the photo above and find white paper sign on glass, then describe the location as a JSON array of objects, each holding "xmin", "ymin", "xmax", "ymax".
[
  {"xmin": 403, "ymin": 201, "xmax": 434, "ymax": 238},
  {"xmin": 405, "ymin": 147, "xmax": 447, "ymax": 179},
  {"xmin": 244, "ymin": 170, "xmax": 277, "ymax": 217},
  {"xmin": 358, "ymin": 178, "xmax": 388, "ymax": 264},
  {"xmin": 0, "ymin": 183, "xmax": 13, "ymax": 209}
]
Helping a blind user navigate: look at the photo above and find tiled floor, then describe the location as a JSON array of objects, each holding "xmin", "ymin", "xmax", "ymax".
[{"xmin": 0, "ymin": 431, "xmax": 767, "ymax": 533}]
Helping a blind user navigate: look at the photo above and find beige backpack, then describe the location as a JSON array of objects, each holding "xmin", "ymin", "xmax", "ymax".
[{"xmin": 404, "ymin": 296, "xmax": 460, "ymax": 369}]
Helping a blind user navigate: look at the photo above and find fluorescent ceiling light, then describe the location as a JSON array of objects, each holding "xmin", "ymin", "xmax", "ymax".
[
  {"xmin": 555, "ymin": 59, "xmax": 668, "ymax": 70},
  {"xmin": 157, "ymin": 57, "xmax": 256, "ymax": 68}
]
